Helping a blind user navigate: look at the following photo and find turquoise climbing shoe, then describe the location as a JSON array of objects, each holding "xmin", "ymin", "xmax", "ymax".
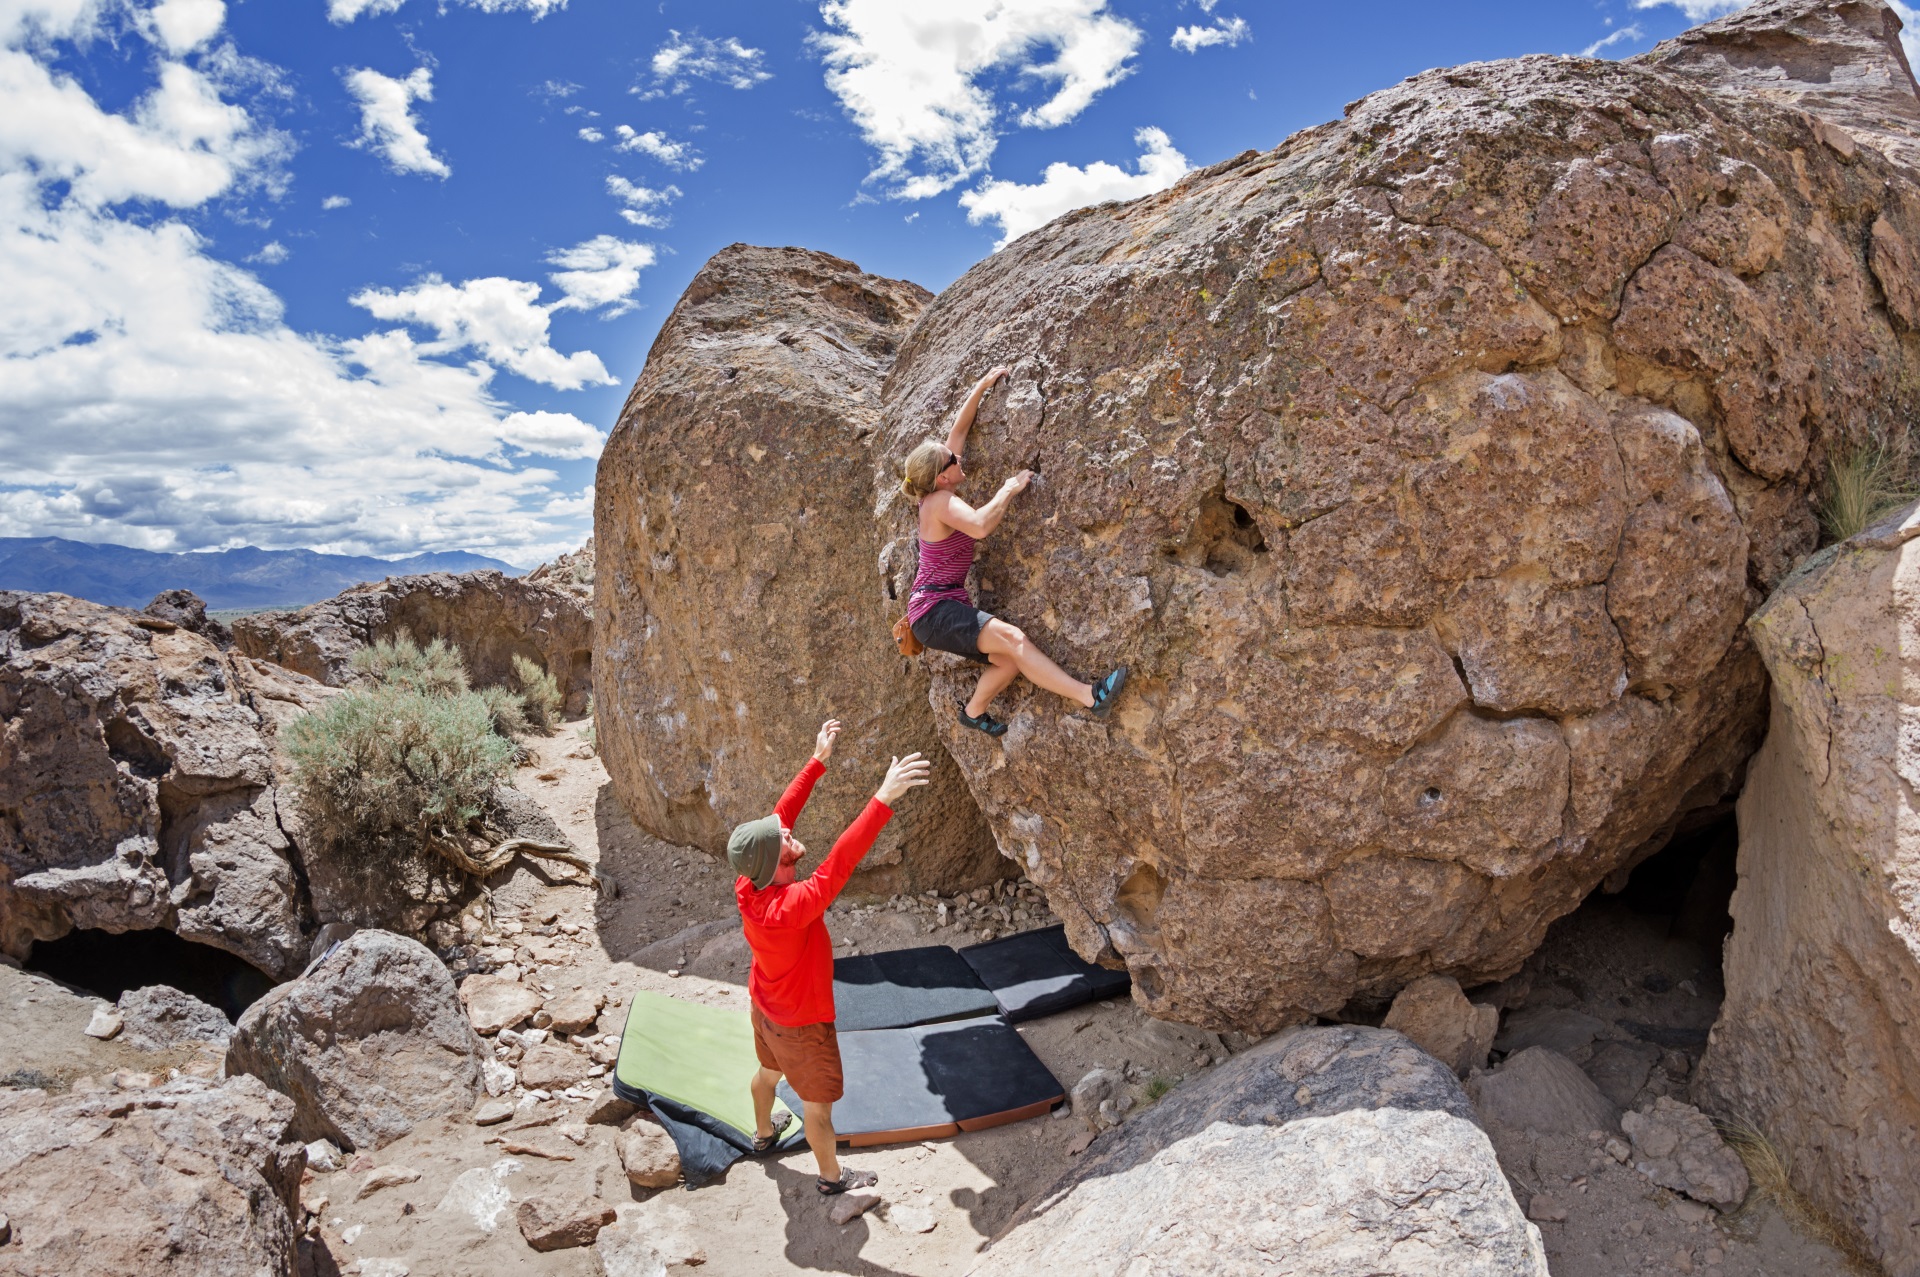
[{"xmin": 1091, "ymin": 666, "xmax": 1128, "ymax": 718}]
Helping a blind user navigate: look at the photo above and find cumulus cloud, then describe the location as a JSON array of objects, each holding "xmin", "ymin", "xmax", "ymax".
[
  {"xmin": 322, "ymin": 193, "xmax": 350, "ymax": 208},
  {"xmin": 343, "ymin": 66, "xmax": 449, "ymax": 177},
  {"xmin": 606, "ymin": 174, "xmax": 680, "ymax": 227},
  {"xmin": 1170, "ymin": 15, "xmax": 1248, "ymax": 53},
  {"xmin": 326, "ymin": 0, "xmax": 405, "ymax": 21},
  {"xmin": 348, "ymin": 276, "xmax": 615, "ymax": 389},
  {"xmin": 813, "ymin": 0, "xmax": 1143, "ymax": 199},
  {"xmin": 612, "ymin": 123, "xmax": 700, "ymax": 169},
  {"xmin": 577, "ymin": 126, "xmax": 603, "ymax": 142},
  {"xmin": 0, "ymin": 8, "xmax": 601, "ymax": 560},
  {"xmin": 145, "ymin": 0, "xmax": 226, "ymax": 53},
  {"xmin": 546, "ymin": 235, "xmax": 656, "ymax": 315},
  {"xmin": 328, "ymin": 0, "xmax": 567, "ymax": 21},
  {"xmin": 647, "ymin": 30, "xmax": 771, "ymax": 94},
  {"xmin": 249, "ymin": 240, "xmax": 288, "ymax": 264},
  {"xmin": 959, "ymin": 126, "xmax": 1190, "ymax": 248}
]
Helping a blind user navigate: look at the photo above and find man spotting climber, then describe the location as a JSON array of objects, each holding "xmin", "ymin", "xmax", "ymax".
[{"xmin": 729, "ymin": 718, "xmax": 931, "ymax": 1195}]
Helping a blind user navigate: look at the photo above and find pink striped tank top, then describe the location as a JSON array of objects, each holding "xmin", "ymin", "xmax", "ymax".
[{"xmin": 907, "ymin": 527, "xmax": 976, "ymax": 624}]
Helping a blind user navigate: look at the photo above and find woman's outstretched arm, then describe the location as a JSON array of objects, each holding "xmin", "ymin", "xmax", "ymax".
[
  {"xmin": 944, "ymin": 364, "xmax": 1010, "ymax": 457},
  {"xmin": 924, "ymin": 470, "xmax": 1032, "ymax": 540}
]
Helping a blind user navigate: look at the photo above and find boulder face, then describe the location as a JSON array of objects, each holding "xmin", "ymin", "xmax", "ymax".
[
  {"xmin": 975, "ymin": 1026, "xmax": 1547, "ymax": 1275},
  {"xmin": 595, "ymin": 245, "xmax": 1002, "ymax": 894},
  {"xmin": 233, "ymin": 568, "xmax": 593, "ymax": 715},
  {"xmin": 873, "ymin": 0, "xmax": 1920, "ymax": 1030},
  {"xmin": 0, "ymin": 1075, "xmax": 306, "ymax": 1277},
  {"xmin": 1696, "ymin": 502, "xmax": 1920, "ymax": 1273},
  {"xmin": 0, "ymin": 590, "xmax": 329, "ymax": 981}
]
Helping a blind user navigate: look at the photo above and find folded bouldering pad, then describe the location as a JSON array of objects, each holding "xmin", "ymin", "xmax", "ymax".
[
  {"xmin": 610, "ymin": 990, "xmax": 802, "ymax": 1183},
  {"xmin": 959, "ymin": 924, "xmax": 1132, "ymax": 1022},
  {"xmin": 832, "ymin": 944, "xmax": 1000, "ymax": 1032},
  {"xmin": 778, "ymin": 1013, "xmax": 1063, "ymax": 1147}
]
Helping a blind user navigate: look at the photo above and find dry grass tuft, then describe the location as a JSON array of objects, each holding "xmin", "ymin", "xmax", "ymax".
[
  {"xmin": 1718, "ymin": 1117, "xmax": 1880, "ymax": 1273},
  {"xmin": 1819, "ymin": 444, "xmax": 1918, "ymax": 545}
]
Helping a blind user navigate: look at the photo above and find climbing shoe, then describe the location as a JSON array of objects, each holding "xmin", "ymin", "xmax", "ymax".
[
  {"xmin": 960, "ymin": 708, "xmax": 1009, "ymax": 737},
  {"xmin": 1090, "ymin": 666, "xmax": 1128, "ymax": 718}
]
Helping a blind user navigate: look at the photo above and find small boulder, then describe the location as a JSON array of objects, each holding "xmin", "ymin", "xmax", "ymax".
[
  {"xmin": 1621, "ymin": 1097, "xmax": 1749, "ymax": 1211},
  {"xmin": 1494, "ymin": 1007, "xmax": 1606, "ymax": 1057},
  {"xmin": 584, "ymin": 1086, "xmax": 640, "ymax": 1126},
  {"xmin": 117, "ymin": 985, "xmax": 233, "ymax": 1052},
  {"xmin": 516, "ymin": 1195, "xmax": 615, "ymax": 1252},
  {"xmin": 543, "ymin": 987, "xmax": 605, "ymax": 1035},
  {"xmin": 473, "ymin": 1098, "xmax": 515, "ymax": 1126},
  {"xmin": 83, "ymin": 1005, "xmax": 123, "ymax": 1040},
  {"xmin": 460, "ymin": 974, "xmax": 544, "ymax": 1036},
  {"xmin": 593, "ymin": 1224, "xmax": 668, "ymax": 1277},
  {"xmin": 1070, "ymin": 1067, "xmax": 1124, "ymax": 1124},
  {"xmin": 1468, "ymin": 1046, "xmax": 1620, "ymax": 1137},
  {"xmin": 616, "ymin": 1121, "xmax": 680, "ymax": 1189},
  {"xmin": 356, "ymin": 1165, "xmax": 423, "ymax": 1200},
  {"xmin": 518, "ymin": 1043, "xmax": 590, "ymax": 1092},
  {"xmin": 1381, "ymin": 975, "xmax": 1499, "ymax": 1076},
  {"xmin": 226, "ymin": 930, "xmax": 485, "ymax": 1150},
  {"xmin": 830, "ymin": 1192, "xmax": 882, "ymax": 1225}
]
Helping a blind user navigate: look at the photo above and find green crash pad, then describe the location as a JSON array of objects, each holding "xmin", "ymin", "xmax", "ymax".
[{"xmin": 612, "ymin": 989, "xmax": 790, "ymax": 1138}]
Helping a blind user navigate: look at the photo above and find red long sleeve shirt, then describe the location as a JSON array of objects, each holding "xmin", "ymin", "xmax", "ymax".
[{"xmin": 735, "ymin": 758, "xmax": 892, "ymax": 1027}]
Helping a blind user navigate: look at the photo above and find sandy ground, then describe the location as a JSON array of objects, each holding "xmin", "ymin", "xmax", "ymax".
[{"xmin": 0, "ymin": 718, "xmax": 1879, "ymax": 1276}]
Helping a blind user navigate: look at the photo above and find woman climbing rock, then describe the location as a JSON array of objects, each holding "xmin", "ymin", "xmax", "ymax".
[{"xmin": 899, "ymin": 364, "xmax": 1126, "ymax": 737}]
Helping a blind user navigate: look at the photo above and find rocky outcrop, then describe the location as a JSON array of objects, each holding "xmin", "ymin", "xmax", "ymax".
[
  {"xmin": 973, "ymin": 1025, "xmax": 1546, "ymax": 1275},
  {"xmin": 233, "ymin": 569, "xmax": 592, "ymax": 715},
  {"xmin": 0, "ymin": 1075, "xmax": 305, "ymax": 1276},
  {"xmin": 525, "ymin": 537, "xmax": 594, "ymax": 610},
  {"xmin": 595, "ymin": 245, "xmax": 1002, "ymax": 894},
  {"xmin": 1696, "ymin": 500, "xmax": 1920, "ymax": 1272},
  {"xmin": 226, "ymin": 929, "xmax": 485, "ymax": 1151},
  {"xmin": 117, "ymin": 984, "xmax": 233, "ymax": 1052},
  {"xmin": 0, "ymin": 590, "xmax": 331, "ymax": 981},
  {"xmin": 872, "ymin": 0, "xmax": 1920, "ymax": 1030},
  {"xmin": 143, "ymin": 589, "xmax": 230, "ymax": 644}
]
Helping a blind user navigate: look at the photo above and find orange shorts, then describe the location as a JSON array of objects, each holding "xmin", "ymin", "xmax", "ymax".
[{"xmin": 751, "ymin": 1004, "xmax": 844, "ymax": 1103}]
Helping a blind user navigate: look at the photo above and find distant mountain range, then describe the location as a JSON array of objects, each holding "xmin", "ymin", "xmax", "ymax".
[{"xmin": 0, "ymin": 537, "xmax": 523, "ymax": 611}]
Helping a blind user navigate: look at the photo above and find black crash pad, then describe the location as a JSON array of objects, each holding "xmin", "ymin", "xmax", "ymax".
[
  {"xmin": 832, "ymin": 944, "xmax": 1000, "ymax": 1032},
  {"xmin": 777, "ymin": 1013, "xmax": 1064, "ymax": 1147},
  {"xmin": 959, "ymin": 924, "xmax": 1132, "ymax": 1022}
]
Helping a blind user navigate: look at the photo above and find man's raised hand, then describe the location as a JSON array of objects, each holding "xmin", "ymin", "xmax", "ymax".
[
  {"xmin": 813, "ymin": 719, "xmax": 842, "ymax": 763},
  {"xmin": 875, "ymin": 752, "xmax": 933, "ymax": 806}
]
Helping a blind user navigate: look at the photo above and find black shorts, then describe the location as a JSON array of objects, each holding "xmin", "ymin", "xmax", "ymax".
[{"xmin": 910, "ymin": 599, "xmax": 992, "ymax": 664}]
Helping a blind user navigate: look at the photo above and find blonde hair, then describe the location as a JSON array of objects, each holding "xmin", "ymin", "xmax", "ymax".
[{"xmin": 900, "ymin": 439, "xmax": 948, "ymax": 500}]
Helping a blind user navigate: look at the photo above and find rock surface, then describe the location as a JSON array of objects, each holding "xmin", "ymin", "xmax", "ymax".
[
  {"xmin": 459, "ymin": 973, "xmax": 543, "ymax": 1035},
  {"xmin": 1696, "ymin": 499, "xmax": 1920, "ymax": 1272},
  {"xmin": 1468, "ymin": 1046, "xmax": 1621, "ymax": 1137},
  {"xmin": 0, "ymin": 590, "xmax": 331, "ymax": 981},
  {"xmin": 872, "ymin": 0, "xmax": 1920, "ymax": 1031},
  {"xmin": 615, "ymin": 1121, "xmax": 680, "ymax": 1189},
  {"xmin": 594, "ymin": 245, "xmax": 1003, "ymax": 895},
  {"xmin": 974, "ymin": 1025, "xmax": 1546, "ymax": 1275},
  {"xmin": 526, "ymin": 537, "xmax": 594, "ymax": 610},
  {"xmin": 516, "ymin": 1195, "xmax": 615, "ymax": 1251},
  {"xmin": 0, "ymin": 1075, "xmax": 304, "ymax": 1276},
  {"xmin": 1621, "ymin": 1097, "xmax": 1749, "ymax": 1211},
  {"xmin": 1382, "ymin": 974, "xmax": 1498, "ymax": 1075},
  {"xmin": 116, "ymin": 984, "xmax": 233, "ymax": 1052},
  {"xmin": 226, "ymin": 929, "xmax": 485, "ymax": 1151},
  {"xmin": 233, "ymin": 569, "xmax": 593, "ymax": 715}
]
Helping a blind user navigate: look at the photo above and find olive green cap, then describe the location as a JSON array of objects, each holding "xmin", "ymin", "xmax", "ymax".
[{"xmin": 727, "ymin": 815, "xmax": 782, "ymax": 889}]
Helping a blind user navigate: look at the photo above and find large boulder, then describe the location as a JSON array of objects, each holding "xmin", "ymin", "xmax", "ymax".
[
  {"xmin": 226, "ymin": 929, "xmax": 485, "ymax": 1150},
  {"xmin": 525, "ymin": 536, "xmax": 594, "ymax": 610},
  {"xmin": 872, "ymin": 0, "xmax": 1920, "ymax": 1030},
  {"xmin": 972, "ymin": 1025, "xmax": 1546, "ymax": 1275},
  {"xmin": 233, "ymin": 568, "xmax": 593, "ymax": 715},
  {"xmin": 1696, "ymin": 500, "xmax": 1920, "ymax": 1272},
  {"xmin": 0, "ymin": 591, "xmax": 329, "ymax": 981},
  {"xmin": 0, "ymin": 1075, "xmax": 305, "ymax": 1276},
  {"xmin": 595, "ymin": 244, "xmax": 1002, "ymax": 894}
]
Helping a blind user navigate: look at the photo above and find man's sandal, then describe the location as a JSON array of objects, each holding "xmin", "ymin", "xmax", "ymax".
[
  {"xmin": 751, "ymin": 1114, "xmax": 795, "ymax": 1156},
  {"xmin": 817, "ymin": 1167, "xmax": 880, "ymax": 1195}
]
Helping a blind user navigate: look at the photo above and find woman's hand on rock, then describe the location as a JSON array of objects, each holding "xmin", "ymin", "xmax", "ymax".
[
  {"xmin": 981, "ymin": 365, "xmax": 1011, "ymax": 388},
  {"xmin": 813, "ymin": 719, "xmax": 841, "ymax": 763},
  {"xmin": 1002, "ymin": 469, "xmax": 1035, "ymax": 496},
  {"xmin": 876, "ymin": 752, "xmax": 932, "ymax": 805}
]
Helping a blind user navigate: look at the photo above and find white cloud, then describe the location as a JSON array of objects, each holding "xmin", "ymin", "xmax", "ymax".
[
  {"xmin": 499, "ymin": 412, "xmax": 602, "ymax": 461},
  {"xmin": 328, "ymin": 0, "xmax": 566, "ymax": 21},
  {"xmin": 249, "ymin": 239, "xmax": 287, "ymax": 264},
  {"xmin": 546, "ymin": 234, "xmax": 656, "ymax": 315},
  {"xmin": 343, "ymin": 66, "xmax": 449, "ymax": 177},
  {"xmin": 959, "ymin": 125, "xmax": 1190, "ymax": 248},
  {"xmin": 322, "ymin": 193, "xmax": 350, "ymax": 208},
  {"xmin": 606, "ymin": 174, "xmax": 680, "ymax": 227},
  {"xmin": 541, "ymin": 484, "xmax": 593, "ymax": 516},
  {"xmin": 1170, "ymin": 15, "xmax": 1248, "ymax": 53},
  {"xmin": 327, "ymin": 0, "xmax": 405, "ymax": 21},
  {"xmin": 813, "ymin": 0, "xmax": 1142, "ymax": 199},
  {"xmin": 612, "ymin": 123, "xmax": 701, "ymax": 169},
  {"xmin": 648, "ymin": 30, "xmax": 771, "ymax": 93},
  {"xmin": 146, "ymin": 0, "xmax": 225, "ymax": 53},
  {"xmin": 349, "ymin": 276, "xmax": 615, "ymax": 390},
  {"xmin": 1581, "ymin": 24, "xmax": 1645, "ymax": 57},
  {"xmin": 576, "ymin": 126, "xmax": 603, "ymax": 142}
]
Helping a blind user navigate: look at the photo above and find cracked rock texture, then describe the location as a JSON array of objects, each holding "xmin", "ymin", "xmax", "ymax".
[
  {"xmin": 973, "ymin": 1025, "xmax": 1547, "ymax": 1276},
  {"xmin": 0, "ymin": 1075, "xmax": 306, "ymax": 1277},
  {"xmin": 0, "ymin": 590, "xmax": 331, "ymax": 981},
  {"xmin": 595, "ymin": 245, "xmax": 1004, "ymax": 895},
  {"xmin": 874, "ymin": 0, "xmax": 1920, "ymax": 1031},
  {"xmin": 1697, "ymin": 499, "xmax": 1920, "ymax": 1273},
  {"xmin": 234, "ymin": 569, "xmax": 593, "ymax": 716}
]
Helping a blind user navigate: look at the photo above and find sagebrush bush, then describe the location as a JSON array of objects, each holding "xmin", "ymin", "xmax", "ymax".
[
  {"xmin": 285, "ymin": 683, "xmax": 515, "ymax": 876},
  {"xmin": 1820, "ymin": 444, "xmax": 1918, "ymax": 544},
  {"xmin": 478, "ymin": 683, "xmax": 530, "ymax": 740},
  {"xmin": 510, "ymin": 653, "xmax": 563, "ymax": 731},
  {"xmin": 351, "ymin": 631, "xmax": 469, "ymax": 696}
]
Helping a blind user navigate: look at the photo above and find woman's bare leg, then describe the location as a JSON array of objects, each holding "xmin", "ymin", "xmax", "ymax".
[
  {"xmin": 965, "ymin": 651, "xmax": 1021, "ymax": 717},
  {"xmin": 976, "ymin": 619, "xmax": 1094, "ymax": 708}
]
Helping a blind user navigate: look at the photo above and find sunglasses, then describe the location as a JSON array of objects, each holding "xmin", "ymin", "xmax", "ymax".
[{"xmin": 940, "ymin": 450, "xmax": 962, "ymax": 473}]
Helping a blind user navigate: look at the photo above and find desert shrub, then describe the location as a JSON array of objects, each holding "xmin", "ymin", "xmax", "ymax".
[
  {"xmin": 1819, "ymin": 444, "xmax": 1918, "ymax": 544},
  {"xmin": 510, "ymin": 653, "xmax": 563, "ymax": 732},
  {"xmin": 285, "ymin": 683, "xmax": 515, "ymax": 876},
  {"xmin": 351, "ymin": 631, "xmax": 469, "ymax": 697},
  {"xmin": 477, "ymin": 683, "xmax": 530, "ymax": 740}
]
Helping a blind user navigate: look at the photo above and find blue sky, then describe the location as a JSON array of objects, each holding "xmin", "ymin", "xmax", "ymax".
[{"xmin": 4, "ymin": 0, "xmax": 1890, "ymax": 567}]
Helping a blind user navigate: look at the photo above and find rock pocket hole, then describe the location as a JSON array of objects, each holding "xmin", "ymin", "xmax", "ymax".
[
  {"xmin": 1166, "ymin": 488, "xmax": 1270, "ymax": 577},
  {"xmin": 1113, "ymin": 861, "xmax": 1166, "ymax": 935},
  {"xmin": 24, "ymin": 928, "xmax": 274, "ymax": 1021},
  {"xmin": 103, "ymin": 715, "xmax": 170, "ymax": 780}
]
